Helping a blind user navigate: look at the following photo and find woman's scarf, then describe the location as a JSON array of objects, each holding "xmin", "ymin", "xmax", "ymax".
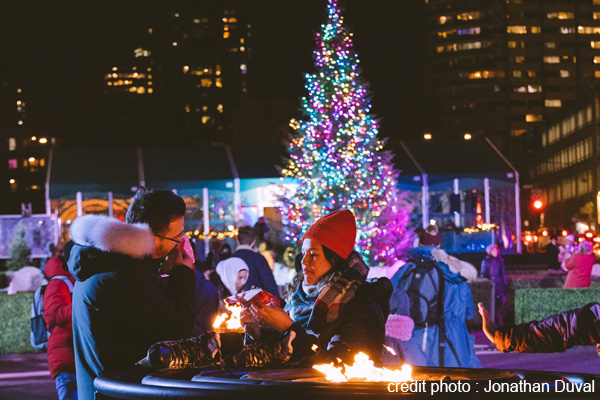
[{"xmin": 286, "ymin": 251, "xmax": 370, "ymax": 333}]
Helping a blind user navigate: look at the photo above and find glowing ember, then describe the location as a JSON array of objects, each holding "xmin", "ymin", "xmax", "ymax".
[
  {"xmin": 313, "ymin": 352, "xmax": 412, "ymax": 383},
  {"xmin": 212, "ymin": 302, "xmax": 243, "ymax": 330},
  {"xmin": 383, "ymin": 345, "xmax": 396, "ymax": 356}
]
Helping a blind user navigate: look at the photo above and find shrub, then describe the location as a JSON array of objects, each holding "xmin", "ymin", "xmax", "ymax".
[
  {"xmin": 514, "ymin": 288, "xmax": 600, "ymax": 324},
  {"xmin": 0, "ymin": 292, "xmax": 37, "ymax": 353}
]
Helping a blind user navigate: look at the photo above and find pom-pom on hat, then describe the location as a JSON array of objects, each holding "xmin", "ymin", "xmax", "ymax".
[{"xmin": 302, "ymin": 209, "xmax": 357, "ymax": 259}]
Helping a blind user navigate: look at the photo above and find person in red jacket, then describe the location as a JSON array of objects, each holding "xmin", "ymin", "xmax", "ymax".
[
  {"xmin": 43, "ymin": 241, "xmax": 77, "ymax": 400},
  {"xmin": 564, "ymin": 241, "xmax": 595, "ymax": 289}
]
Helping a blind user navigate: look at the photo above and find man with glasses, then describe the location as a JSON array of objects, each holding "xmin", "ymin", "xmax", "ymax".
[{"xmin": 68, "ymin": 188, "xmax": 195, "ymax": 400}]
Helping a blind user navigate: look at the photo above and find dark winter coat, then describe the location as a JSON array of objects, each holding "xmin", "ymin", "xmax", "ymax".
[
  {"xmin": 480, "ymin": 255, "xmax": 507, "ymax": 296},
  {"xmin": 288, "ymin": 277, "xmax": 393, "ymax": 365},
  {"xmin": 67, "ymin": 215, "xmax": 195, "ymax": 400},
  {"xmin": 494, "ymin": 302, "xmax": 600, "ymax": 357},
  {"xmin": 234, "ymin": 246, "xmax": 279, "ymax": 299},
  {"xmin": 192, "ymin": 270, "xmax": 220, "ymax": 336},
  {"xmin": 43, "ymin": 255, "xmax": 76, "ymax": 379}
]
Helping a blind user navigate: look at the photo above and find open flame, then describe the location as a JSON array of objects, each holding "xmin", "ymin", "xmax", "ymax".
[
  {"xmin": 313, "ymin": 352, "xmax": 412, "ymax": 383},
  {"xmin": 212, "ymin": 302, "xmax": 243, "ymax": 330}
]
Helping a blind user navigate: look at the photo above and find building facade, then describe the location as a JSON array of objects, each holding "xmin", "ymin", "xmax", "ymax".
[
  {"xmin": 426, "ymin": 0, "xmax": 600, "ymax": 154},
  {"xmin": 101, "ymin": 1, "xmax": 251, "ymax": 146},
  {"xmin": 527, "ymin": 91, "xmax": 600, "ymax": 231}
]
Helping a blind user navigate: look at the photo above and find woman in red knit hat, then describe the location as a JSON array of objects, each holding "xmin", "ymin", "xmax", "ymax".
[{"xmin": 230, "ymin": 209, "xmax": 393, "ymax": 366}]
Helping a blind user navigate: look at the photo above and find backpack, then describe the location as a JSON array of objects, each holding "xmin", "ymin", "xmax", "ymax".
[
  {"xmin": 30, "ymin": 276, "xmax": 74, "ymax": 350},
  {"xmin": 396, "ymin": 256, "xmax": 455, "ymax": 366},
  {"xmin": 396, "ymin": 257, "xmax": 445, "ymax": 328}
]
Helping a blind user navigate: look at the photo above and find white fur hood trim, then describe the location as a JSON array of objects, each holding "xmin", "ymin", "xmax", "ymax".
[
  {"xmin": 430, "ymin": 248, "xmax": 478, "ymax": 282},
  {"xmin": 69, "ymin": 215, "xmax": 154, "ymax": 259}
]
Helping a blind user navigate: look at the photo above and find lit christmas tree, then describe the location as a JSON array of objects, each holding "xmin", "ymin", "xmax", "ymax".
[
  {"xmin": 280, "ymin": 0, "xmax": 412, "ymax": 265},
  {"xmin": 6, "ymin": 222, "xmax": 32, "ymax": 271}
]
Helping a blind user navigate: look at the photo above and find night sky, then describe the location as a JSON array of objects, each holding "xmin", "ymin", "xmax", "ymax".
[{"xmin": 1, "ymin": 1, "xmax": 425, "ymax": 149}]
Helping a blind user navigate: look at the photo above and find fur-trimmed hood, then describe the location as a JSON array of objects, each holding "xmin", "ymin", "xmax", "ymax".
[
  {"xmin": 407, "ymin": 246, "xmax": 478, "ymax": 283},
  {"xmin": 67, "ymin": 215, "xmax": 156, "ymax": 282},
  {"xmin": 69, "ymin": 215, "xmax": 154, "ymax": 258}
]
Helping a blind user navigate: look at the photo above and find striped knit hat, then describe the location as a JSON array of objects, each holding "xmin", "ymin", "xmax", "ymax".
[{"xmin": 302, "ymin": 209, "xmax": 357, "ymax": 259}]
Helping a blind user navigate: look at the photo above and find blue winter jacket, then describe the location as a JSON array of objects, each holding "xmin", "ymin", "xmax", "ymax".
[{"xmin": 391, "ymin": 246, "xmax": 481, "ymax": 368}]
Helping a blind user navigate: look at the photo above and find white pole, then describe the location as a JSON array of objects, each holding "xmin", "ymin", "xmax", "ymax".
[
  {"xmin": 515, "ymin": 172, "xmax": 522, "ymax": 254},
  {"xmin": 45, "ymin": 148, "xmax": 53, "ymax": 215},
  {"xmin": 76, "ymin": 192, "xmax": 83, "ymax": 217},
  {"xmin": 422, "ymin": 173, "xmax": 429, "ymax": 228},
  {"xmin": 484, "ymin": 178, "xmax": 491, "ymax": 224},
  {"xmin": 234, "ymin": 178, "xmax": 241, "ymax": 224},
  {"xmin": 454, "ymin": 179, "xmax": 460, "ymax": 227},
  {"xmin": 108, "ymin": 192, "xmax": 114, "ymax": 218},
  {"xmin": 203, "ymin": 187, "xmax": 209, "ymax": 256}
]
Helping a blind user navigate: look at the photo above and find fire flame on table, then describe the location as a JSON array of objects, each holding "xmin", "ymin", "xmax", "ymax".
[
  {"xmin": 212, "ymin": 302, "xmax": 243, "ymax": 330},
  {"xmin": 313, "ymin": 352, "xmax": 413, "ymax": 383}
]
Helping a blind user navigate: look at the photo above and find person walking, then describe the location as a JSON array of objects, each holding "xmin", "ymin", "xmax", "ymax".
[
  {"xmin": 481, "ymin": 244, "xmax": 507, "ymax": 325},
  {"xmin": 43, "ymin": 242, "xmax": 77, "ymax": 400},
  {"xmin": 564, "ymin": 241, "xmax": 595, "ymax": 289}
]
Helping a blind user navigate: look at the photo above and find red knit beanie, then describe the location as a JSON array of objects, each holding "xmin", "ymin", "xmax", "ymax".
[{"xmin": 302, "ymin": 209, "xmax": 357, "ymax": 259}]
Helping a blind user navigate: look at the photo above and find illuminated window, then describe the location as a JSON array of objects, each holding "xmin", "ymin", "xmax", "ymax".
[
  {"xmin": 527, "ymin": 70, "xmax": 536, "ymax": 78},
  {"xmin": 172, "ymin": 42, "xmax": 178, "ymax": 47},
  {"xmin": 223, "ymin": 32, "xmax": 230, "ymax": 39},
  {"xmin": 137, "ymin": 87, "xmax": 145, "ymax": 94},
  {"xmin": 201, "ymin": 116, "xmax": 211, "ymax": 124},
  {"xmin": 507, "ymin": 26, "xmax": 527, "ymax": 34},
  {"xmin": 201, "ymin": 78, "xmax": 212, "ymax": 87},
  {"xmin": 514, "ymin": 56, "xmax": 525, "ymax": 63},
  {"xmin": 526, "ymin": 114, "xmax": 543, "ymax": 122},
  {"xmin": 558, "ymin": 12, "xmax": 574, "ymax": 19},
  {"xmin": 530, "ymin": 26, "xmax": 541, "ymax": 34},
  {"xmin": 512, "ymin": 70, "xmax": 522, "ymax": 78},
  {"xmin": 217, "ymin": 104, "xmax": 224, "ymax": 113},
  {"xmin": 545, "ymin": 99, "xmax": 562, "ymax": 107},
  {"xmin": 8, "ymin": 159, "xmax": 17, "ymax": 169},
  {"xmin": 8, "ymin": 138, "xmax": 16, "ymax": 151},
  {"xmin": 9, "ymin": 179, "xmax": 16, "ymax": 192},
  {"xmin": 193, "ymin": 19, "xmax": 200, "ymax": 24},
  {"xmin": 594, "ymin": 12, "xmax": 600, "ymax": 20},
  {"xmin": 544, "ymin": 56, "xmax": 560, "ymax": 63},
  {"xmin": 508, "ymin": 41, "xmax": 516, "ymax": 48},
  {"xmin": 459, "ymin": 70, "xmax": 505, "ymax": 79},
  {"xmin": 578, "ymin": 26, "xmax": 600, "ymax": 34},
  {"xmin": 215, "ymin": 65, "xmax": 222, "ymax": 76},
  {"xmin": 438, "ymin": 16, "xmax": 448, "ymax": 24},
  {"xmin": 595, "ymin": 71, "xmax": 600, "ymax": 78},
  {"xmin": 215, "ymin": 78, "xmax": 223, "ymax": 88},
  {"xmin": 240, "ymin": 64, "xmax": 247, "ymax": 74},
  {"xmin": 561, "ymin": 27, "xmax": 576, "ymax": 34},
  {"xmin": 560, "ymin": 70, "xmax": 570, "ymax": 78},
  {"xmin": 457, "ymin": 12, "xmax": 481, "ymax": 21},
  {"xmin": 457, "ymin": 27, "xmax": 480, "ymax": 35},
  {"xmin": 202, "ymin": 106, "xmax": 208, "ymax": 112},
  {"xmin": 545, "ymin": 42, "xmax": 556, "ymax": 49},
  {"xmin": 592, "ymin": 41, "xmax": 600, "ymax": 48},
  {"xmin": 147, "ymin": 88, "xmax": 153, "ymax": 94}
]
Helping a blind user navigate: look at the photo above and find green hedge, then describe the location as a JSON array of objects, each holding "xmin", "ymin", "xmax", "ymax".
[
  {"xmin": 514, "ymin": 288, "xmax": 600, "ymax": 324},
  {"xmin": 0, "ymin": 292, "xmax": 39, "ymax": 354}
]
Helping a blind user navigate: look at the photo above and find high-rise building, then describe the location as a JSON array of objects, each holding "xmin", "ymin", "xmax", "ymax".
[
  {"xmin": 425, "ymin": 0, "xmax": 600, "ymax": 154},
  {"xmin": 101, "ymin": 1, "xmax": 251, "ymax": 146},
  {"xmin": 0, "ymin": 82, "xmax": 54, "ymax": 214}
]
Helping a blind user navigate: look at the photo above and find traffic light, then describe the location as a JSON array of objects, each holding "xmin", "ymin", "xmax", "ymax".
[{"xmin": 531, "ymin": 189, "xmax": 544, "ymax": 211}]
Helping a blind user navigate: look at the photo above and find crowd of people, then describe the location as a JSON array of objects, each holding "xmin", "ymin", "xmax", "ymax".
[{"xmin": 34, "ymin": 189, "xmax": 600, "ymax": 400}]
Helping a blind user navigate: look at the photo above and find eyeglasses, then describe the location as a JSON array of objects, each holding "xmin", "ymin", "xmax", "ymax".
[{"xmin": 154, "ymin": 232, "xmax": 185, "ymax": 244}]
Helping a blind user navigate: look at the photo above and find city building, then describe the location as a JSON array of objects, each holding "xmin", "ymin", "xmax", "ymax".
[
  {"xmin": 101, "ymin": 1, "xmax": 251, "ymax": 146},
  {"xmin": 425, "ymin": 0, "xmax": 600, "ymax": 155},
  {"xmin": 526, "ymin": 89, "xmax": 600, "ymax": 231},
  {"xmin": 0, "ymin": 82, "xmax": 54, "ymax": 214}
]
